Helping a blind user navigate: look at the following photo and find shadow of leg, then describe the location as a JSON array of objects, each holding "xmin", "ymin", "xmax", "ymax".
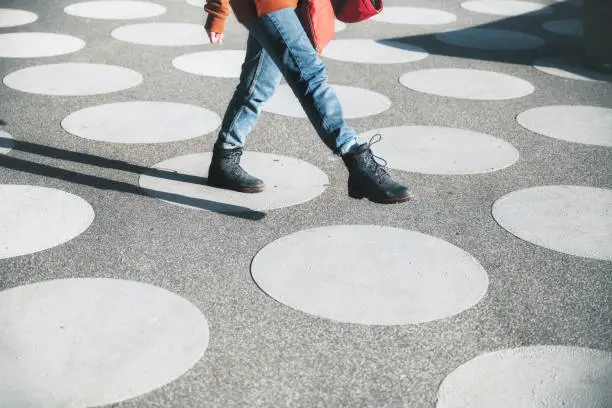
[{"xmin": 0, "ymin": 154, "xmax": 266, "ymax": 221}]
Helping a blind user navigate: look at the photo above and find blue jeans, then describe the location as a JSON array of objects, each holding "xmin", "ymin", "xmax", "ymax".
[{"xmin": 215, "ymin": 8, "xmax": 358, "ymax": 156}]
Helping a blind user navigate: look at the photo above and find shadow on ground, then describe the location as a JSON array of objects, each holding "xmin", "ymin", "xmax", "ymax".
[
  {"xmin": 381, "ymin": 0, "xmax": 590, "ymax": 68},
  {"xmin": 0, "ymin": 137, "xmax": 266, "ymax": 221}
]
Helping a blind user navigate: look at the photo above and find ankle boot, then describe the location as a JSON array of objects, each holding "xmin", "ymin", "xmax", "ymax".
[
  {"xmin": 207, "ymin": 147, "xmax": 265, "ymax": 193},
  {"xmin": 341, "ymin": 135, "xmax": 410, "ymax": 203}
]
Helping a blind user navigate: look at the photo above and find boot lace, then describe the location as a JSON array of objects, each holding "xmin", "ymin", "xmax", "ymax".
[
  {"xmin": 225, "ymin": 148, "xmax": 244, "ymax": 176},
  {"xmin": 365, "ymin": 134, "xmax": 390, "ymax": 181},
  {"xmin": 226, "ymin": 147, "xmax": 242, "ymax": 163}
]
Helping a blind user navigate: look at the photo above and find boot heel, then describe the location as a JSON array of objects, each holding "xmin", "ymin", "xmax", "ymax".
[{"xmin": 348, "ymin": 188, "xmax": 364, "ymax": 199}]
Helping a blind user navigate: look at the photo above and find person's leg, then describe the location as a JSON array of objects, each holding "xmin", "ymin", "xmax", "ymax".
[
  {"xmin": 215, "ymin": 34, "xmax": 282, "ymax": 149},
  {"xmin": 244, "ymin": 8, "xmax": 410, "ymax": 203},
  {"xmin": 245, "ymin": 9, "xmax": 358, "ymax": 156},
  {"xmin": 208, "ymin": 33, "xmax": 282, "ymax": 193}
]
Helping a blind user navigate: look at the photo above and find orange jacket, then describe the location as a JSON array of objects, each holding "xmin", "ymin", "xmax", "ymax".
[{"xmin": 204, "ymin": 0, "xmax": 299, "ymax": 34}]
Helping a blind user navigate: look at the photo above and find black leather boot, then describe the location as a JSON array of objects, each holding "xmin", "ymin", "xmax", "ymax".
[
  {"xmin": 341, "ymin": 135, "xmax": 410, "ymax": 203},
  {"xmin": 207, "ymin": 147, "xmax": 265, "ymax": 193}
]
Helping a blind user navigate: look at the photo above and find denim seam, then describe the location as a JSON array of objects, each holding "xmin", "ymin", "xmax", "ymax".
[
  {"xmin": 246, "ymin": 49, "xmax": 265, "ymax": 97},
  {"xmin": 224, "ymin": 49, "xmax": 266, "ymax": 144},
  {"xmin": 267, "ymin": 12, "xmax": 332, "ymax": 133}
]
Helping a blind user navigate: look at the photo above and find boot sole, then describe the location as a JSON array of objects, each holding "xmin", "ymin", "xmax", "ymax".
[
  {"xmin": 207, "ymin": 181, "xmax": 265, "ymax": 193},
  {"xmin": 349, "ymin": 190, "xmax": 411, "ymax": 204}
]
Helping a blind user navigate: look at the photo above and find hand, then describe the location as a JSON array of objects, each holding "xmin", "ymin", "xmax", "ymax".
[{"xmin": 207, "ymin": 30, "xmax": 224, "ymax": 44}]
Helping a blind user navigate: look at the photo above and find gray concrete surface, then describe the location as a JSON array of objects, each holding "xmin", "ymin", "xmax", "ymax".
[{"xmin": 1, "ymin": 0, "xmax": 611, "ymax": 407}]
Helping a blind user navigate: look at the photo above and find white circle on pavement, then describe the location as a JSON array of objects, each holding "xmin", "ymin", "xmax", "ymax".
[
  {"xmin": 139, "ymin": 152, "xmax": 329, "ymax": 212},
  {"xmin": 461, "ymin": 0, "xmax": 552, "ymax": 16},
  {"xmin": 533, "ymin": 58, "xmax": 612, "ymax": 82},
  {"xmin": 400, "ymin": 69, "xmax": 534, "ymax": 100},
  {"xmin": 0, "ymin": 278, "xmax": 209, "ymax": 407},
  {"xmin": 251, "ymin": 225, "xmax": 489, "ymax": 325},
  {"xmin": 371, "ymin": 7, "xmax": 457, "ymax": 25},
  {"xmin": 0, "ymin": 33, "xmax": 85, "ymax": 58},
  {"xmin": 263, "ymin": 84, "xmax": 391, "ymax": 118},
  {"xmin": 0, "ymin": 185, "xmax": 94, "ymax": 259},
  {"xmin": 335, "ymin": 20, "xmax": 347, "ymax": 32},
  {"xmin": 62, "ymin": 101, "xmax": 221, "ymax": 144},
  {"xmin": 3, "ymin": 63, "xmax": 143, "ymax": 96},
  {"xmin": 492, "ymin": 186, "xmax": 612, "ymax": 261},
  {"xmin": 65, "ymin": 1, "xmax": 166, "ymax": 20},
  {"xmin": 436, "ymin": 346, "xmax": 612, "ymax": 408},
  {"xmin": 543, "ymin": 19, "xmax": 582, "ymax": 37},
  {"xmin": 437, "ymin": 28, "xmax": 545, "ymax": 51},
  {"xmin": 185, "ymin": 0, "xmax": 204, "ymax": 6},
  {"xmin": 173, "ymin": 50, "xmax": 246, "ymax": 78},
  {"xmin": 0, "ymin": 131, "xmax": 13, "ymax": 155},
  {"xmin": 0, "ymin": 8, "xmax": 38, "ymax": 28},
  {"xmin": 112, "ymin": 23, "xmax": 208, "ymax": 46},
  {"xmin": 359, "ymin": 126, "xmax": 519, "ymax": 175},
  {"xmin": 517, "ymin": 105, "xmax": 612, "ymax": 146},
  {"xmin": 322, "ymin": 39, "xmax": 428, "ymax": 64}
]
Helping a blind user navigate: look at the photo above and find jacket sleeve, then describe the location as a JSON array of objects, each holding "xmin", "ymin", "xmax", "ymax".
[{"xmin": 204, "ymin": 0, "xmax": 230, "ymax": 34}]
